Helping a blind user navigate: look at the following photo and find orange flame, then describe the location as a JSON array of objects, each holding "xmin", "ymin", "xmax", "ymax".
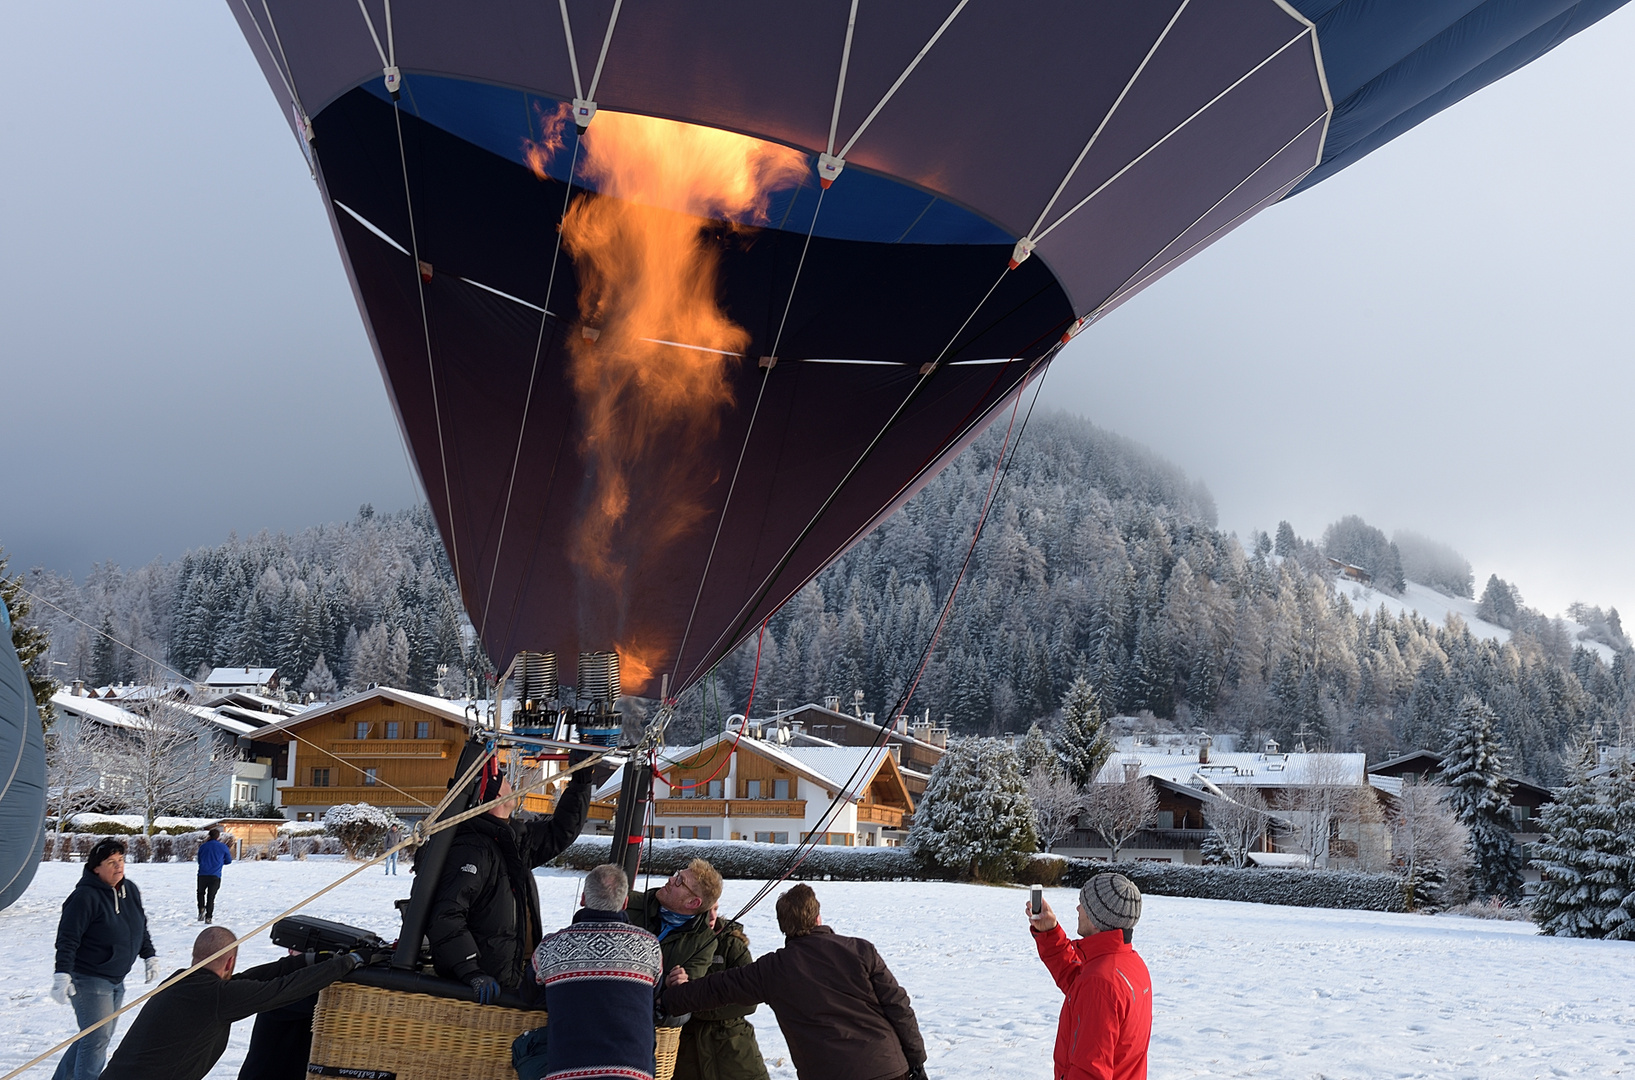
[
  {"xmin": 558, "ymin": 112, "xmax": 807, "ymax": 596},
  {"xmin": 615, "ymin": 642, "xmax": 659, "ymax": 696},
  {"xmin": 523, "ymin": 102, "xmax": 571, "ymax": 180}
]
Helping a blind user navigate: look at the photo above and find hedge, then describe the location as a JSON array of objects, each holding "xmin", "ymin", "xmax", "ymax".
[
  {"xmin": 1057, "ymin": 860, "xmax": 1409, "ymax": 913},
  {"xmin": 553, "ymin": 839, "xmax": 938, "ymax": 882},
  {"xmin": 550, "ymin": 841, "xmax": 1407, "ymax": 912}
]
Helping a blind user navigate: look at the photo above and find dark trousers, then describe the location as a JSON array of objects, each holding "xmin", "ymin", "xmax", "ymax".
[{"xmin": 198, "ymin": 874, "xmax": 222, "ymax": 920}]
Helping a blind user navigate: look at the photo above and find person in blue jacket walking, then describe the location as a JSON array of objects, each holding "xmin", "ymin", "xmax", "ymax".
[
  {"xmin": 51, "ymin": 837, "xmax": 159, "ymax": 1080},
  {"xmin": 197, "ymin": 828, "xmax": 233, "ymax": 923}
]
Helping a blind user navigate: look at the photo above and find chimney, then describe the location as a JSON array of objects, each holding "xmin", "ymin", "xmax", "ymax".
[
  {"xmin": 72, "ymin": 679, "xmax": 85, "ymax": 697},
  {"xmin": 1198, "ymin": 735, "xmax": 1212, "ymax": 765},
  {"xmin": 1123, "ymin": 757, "xmax": 1142, "ymax": 782}
]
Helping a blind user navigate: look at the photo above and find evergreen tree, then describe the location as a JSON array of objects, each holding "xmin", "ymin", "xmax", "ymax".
[
  {"xmin": 1442, "ymin": 695, "xmax": 1524, "ymax": 899},
  {"xmin": 91, "ymin": 613, "xmax": 118, "ymax": 687},
  {"xmin": 1054, "ymin": 677, "xmax": 1113, "ymax": 787},
  {"xmin": 1529, "ymin": 748, "xmax": 1627, "ymax": 937},
  {"xmin": 1274, "ymin": 521, "xmax": 1297, "ymax": 557},
  {"xmin": 1017, "ymin": 723, "xmax": 1056, "ymax": 778},
  {"xmin": 1, "ymin": 547, "xmax": 57, "ymax": 720},
  {"xmin": 907, "ymin": 737, "xmax": 1038, "ymax": 881}
]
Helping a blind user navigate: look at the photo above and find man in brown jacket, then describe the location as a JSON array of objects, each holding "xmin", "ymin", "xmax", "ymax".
[{"xmin": 663, "ymin": 884, "xmax": 926, "ymax": 1080}]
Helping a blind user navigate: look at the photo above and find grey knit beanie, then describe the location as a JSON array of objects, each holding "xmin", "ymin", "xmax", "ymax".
[{"xmin": 1079, "ymin": 873, "xmax": 1142, "ymax": 932}]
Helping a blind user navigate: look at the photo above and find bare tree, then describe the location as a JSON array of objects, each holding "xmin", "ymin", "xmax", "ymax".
[
  {"xmin": 46, "ymin": 721, "xmax": 112, "ymax": 834},
  {"xmin": 1080, "ymin": 777, "xmax": 1158, "ymax": 860},
  {"xmin": 1388, "ymin": 778, "xmax": 1471, "ymax": 909},
  {"xmin": 1202, "ymin": 785, "xmax": 1267, "ymax": 868},
  {"xmin": 1277, "ymin": 756, "xmax": 1363, "ymax": 869},
  {"xmin": 1025, "ymin": 770, "xmax": 1084, "ymax": 853},
  {"xmin": 99, "ymin": 701, "xmax": 237, "ymax": 835}
]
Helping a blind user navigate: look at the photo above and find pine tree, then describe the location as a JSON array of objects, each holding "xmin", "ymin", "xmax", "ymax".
[
  {"xmin": 1529, "ymin": 748, "xmax": 1625, "ymax": 937},
  {"xmin": 1274, "ymin": 521, "xmax": 1297, "ymax": 557},
  {"xmin": 1017, "ymin": 724, "xmax": 1056, "ymax": 778},
  {"xmin": 1054, "ymin": 677, "xmax": 1113, "ymax": 787},
  {"xmin": 1442, "ymin": 695, "xmax": 1524, "ymax": 900},
  {"xmin": 907, "ymin": 737, "xmax": 1038, "ymax": 881},
  {"xmin": 91, "ymin": 613, "xmax": 118, "ymax": 687},
  {"xmin": 1, "ymin": 547, "xmax": 57, "ymax": 720}
]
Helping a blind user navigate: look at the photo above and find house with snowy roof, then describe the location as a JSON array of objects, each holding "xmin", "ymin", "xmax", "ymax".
[
  {"xmin": 50, "ymin": 684, "xmax": 280, "ymax": 809},
  {"xmin": 751, "ymin": 700, "xmax": 948, "ymax": 804},
  {"xmin": 199, "ymin": 666, "xmax": 280, "ymax": 695},
  {"xmin": 248, "ymin": 686, "xmax": 483, "ymax": 821},
  {"xmin": 596, "ymin": 721, "xmax": 915, "ymax": 848},
  {"xmin": 1060, "ymin": 736, "xmax": 1389, "ymax": 869}
]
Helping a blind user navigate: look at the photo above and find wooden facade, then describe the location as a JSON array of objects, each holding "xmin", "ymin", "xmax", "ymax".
[{"xmin": 255, "ymin": 692, "xmax": 472, "ymax": 819}]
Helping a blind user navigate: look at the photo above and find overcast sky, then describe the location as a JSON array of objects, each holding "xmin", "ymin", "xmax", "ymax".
[{"xmin": 2, "ymin": 4, "xmax": 1631, "ymax": 621}]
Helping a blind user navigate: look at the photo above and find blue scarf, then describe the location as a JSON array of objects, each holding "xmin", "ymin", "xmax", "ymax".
[{"xmin": 656, "ymin": 907, "xmax": 691, "ymax": 941}]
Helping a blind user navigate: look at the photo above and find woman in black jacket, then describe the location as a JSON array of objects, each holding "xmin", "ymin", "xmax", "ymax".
[{"xmin": 50, "ymin": 837, "xmax": 158, "ymax": 1080}]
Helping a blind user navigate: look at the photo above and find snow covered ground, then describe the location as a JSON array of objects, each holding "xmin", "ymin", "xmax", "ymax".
[{"xmin": 4, "ymin": 860, "xmax": 1633, "ymax": 1079}]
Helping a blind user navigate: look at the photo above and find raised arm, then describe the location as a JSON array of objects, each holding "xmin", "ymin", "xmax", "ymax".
[{"xmin": 522, "ymin": 772, "xmax": 592, "ymax": 866}]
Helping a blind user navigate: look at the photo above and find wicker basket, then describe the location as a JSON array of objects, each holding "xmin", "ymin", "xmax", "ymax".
[{"xmin": 309, "ymin": 982, "xmax": 681, "ymax": 1080}]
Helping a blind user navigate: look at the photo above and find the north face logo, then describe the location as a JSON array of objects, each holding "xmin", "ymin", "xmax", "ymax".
[{"xmin": 461, "ymin": 863, "xmax": 478, "ymax": 874}]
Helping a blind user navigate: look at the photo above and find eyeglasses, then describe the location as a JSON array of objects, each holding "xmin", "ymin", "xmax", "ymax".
[{"xmin": 667, "ymin": 870, "xmax": 704, "ymax": 902}]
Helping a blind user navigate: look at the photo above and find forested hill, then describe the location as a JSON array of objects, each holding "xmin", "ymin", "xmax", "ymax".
[
  {"xmin": 17, "ymin": 412, "xmax": 1632, "ymax": 785},
  {"xmin": 700, "ymin": 411, "xmax": 1631, "ymax": 786},
  {"xmin": 22, "ymin": 505, "xmax": 474, "ymax": 701}
]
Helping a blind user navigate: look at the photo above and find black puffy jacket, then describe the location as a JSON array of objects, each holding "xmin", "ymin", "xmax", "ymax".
[
  {"xmin": 55, "ymin": 868, "xmax": 155, "ymax": 981},
  {"xmin": 428, "ymin": 777, "xmax": 591, "ymax": 988}
]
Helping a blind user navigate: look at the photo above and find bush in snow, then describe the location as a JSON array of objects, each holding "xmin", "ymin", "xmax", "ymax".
[
  {"xmin": 324, "ymin": 803, "xmax": 406, "ymax": 859},
  {"xmin": 1058, "ymin": 859, "xmax": 1408, "ymax": 913},
  {"xmin": 1529, "ymin": 753, "xmax": 1635, "ymax": 939},
  {"xmin": 555, "ymin": 839, "xmax": 936, "ymax": 882},
  {"xmin": 170, "ymin": 830, "xmax": 209, "ymax": 863},
  {"xmin": 909, "ymin": 737, "xmax": 1038, "ymax": 882},
  {"xmin": 1442, "ymin": 696, "xmax": 1523, "ymax": 900}
]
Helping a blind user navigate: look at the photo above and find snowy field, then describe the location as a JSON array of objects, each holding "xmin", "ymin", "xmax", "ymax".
[{"xmin": 4, "ymin": 860, "xmax": 1633, "ymax": 1079}]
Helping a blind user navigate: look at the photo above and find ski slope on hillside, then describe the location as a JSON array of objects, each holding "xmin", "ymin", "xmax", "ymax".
[
  {"xmin": 1332, "ymin": 579, "xmax": 1617, "ymax": 664},
  {"xmin": 4, "ymin": 861, "xmax": 1632, "ymax": 1079}
]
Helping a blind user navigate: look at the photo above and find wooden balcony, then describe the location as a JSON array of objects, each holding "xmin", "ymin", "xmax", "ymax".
[
  {"xmin": 858, "ymin": 804, "xmax": 905, "ymax": 827},
  {"xmin": 280, "ymin": 785, "xmax": 447, "ymax": 808},
  {"xmin": 654, "ymin": 798, "xmax": 806, "ymax": 818},
  {"xmin": 728, "ymin": 799, "xmax": 806, "ymax": 819},
  {"xmin": 656, "ymin": 798, "xmax": 728, "ymax": 816},
  {"xmin": 322, "ymin": 740, "xmax": 454, "ymax": 760}
]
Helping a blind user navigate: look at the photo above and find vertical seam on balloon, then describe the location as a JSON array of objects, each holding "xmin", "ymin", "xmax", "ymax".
[
  {"xmin": 827, "ymin": 0, "xmax": 862, "ymax": 157},
  {"xmin": 389, "ymin": 99, "xmax": 466, "ymax": 605},
  {"xmin": 669, "ymin": 183, "xmax": 830, "ymax": 692},
  {"xmin": 586, "ymin": 0, "xmax": 625, "ymax": 104},
  {"xmin": 1093, "ymin": 109, "xmax": 1327, "ymax": 317},
  {"xmin": 558, "ymin": 0, "xmax": 585, "ymax": 102},
  {"xmin": 1025, "ymin": 0, "xmax": 1193, "ymax": 242},
  {"xmin": 1034, "ymin": 27, "xmax": 1311, "ymax": 244},
  {"xmin": 837, "ymin": 0, "xmax": 970, "ymax": 161},
  {"xmin": 478, "ymin": 136, "xmax": 584, "ymax": 642}
]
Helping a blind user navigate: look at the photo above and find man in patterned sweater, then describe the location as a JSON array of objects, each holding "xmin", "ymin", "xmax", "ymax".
[{"xmin": 525, "ymin": 864, "xmax": 664, "ymax": 1080}]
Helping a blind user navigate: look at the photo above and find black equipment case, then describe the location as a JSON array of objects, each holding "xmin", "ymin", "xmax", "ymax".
[{"xmin": 270, "ymin": 914, "xmax": 386, "ymax": 954}]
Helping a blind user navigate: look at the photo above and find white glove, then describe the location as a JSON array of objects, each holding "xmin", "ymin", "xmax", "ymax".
[
  {"xmin": 50, "ymin": 973, "xmax": 75, "ymax": 1004},
  {"xmin": 145, "ymin": 957, "xmax": 160, "ymax": 983}
]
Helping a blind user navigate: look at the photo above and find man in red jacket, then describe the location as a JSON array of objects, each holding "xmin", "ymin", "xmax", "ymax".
[{"xmin": 1027, "ymin": 873, "xmax": 1152, "ymax": 1080}]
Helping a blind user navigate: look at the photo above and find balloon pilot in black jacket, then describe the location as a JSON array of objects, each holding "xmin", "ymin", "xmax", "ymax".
[{"xmin": 428, "ymin": 756, "xmax": 594, "ymax": 1002}]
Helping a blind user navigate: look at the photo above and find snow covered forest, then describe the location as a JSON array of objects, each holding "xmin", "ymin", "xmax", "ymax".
[
  {"xmin": 21, "ymin": 504, "xmax": 478, "ymax": 701},
  {"xmin": 18, "ymin": 412, "xmax": 1633, "ymax": 785}
]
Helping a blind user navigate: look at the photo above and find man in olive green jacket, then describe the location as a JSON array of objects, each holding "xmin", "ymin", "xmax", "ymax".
[{"xmin": 627, "ymin": 860, "xmax": 768, "ymax": 1080}]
